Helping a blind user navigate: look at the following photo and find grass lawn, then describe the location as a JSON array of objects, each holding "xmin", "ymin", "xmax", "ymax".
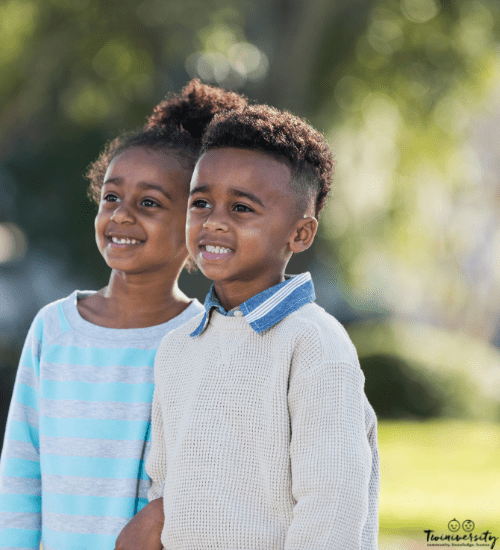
[{"xmin": 379, "ymin": 420, "xmax": 500, "ymax": 548}]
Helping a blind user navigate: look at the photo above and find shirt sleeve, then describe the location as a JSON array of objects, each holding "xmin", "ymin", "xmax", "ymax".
[
  {"xmin": 285, "ymin": 360, "xmax": 373, "ymax": 550},
  {"xmin": 0, "ymin": 316, "xmax": 43, "ymax": 550},
  {"xmin": 145, "ymin": 385, "xmax": 167, "ymax": 502}
]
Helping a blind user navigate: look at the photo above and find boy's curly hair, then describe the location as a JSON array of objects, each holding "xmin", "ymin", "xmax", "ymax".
[
  {"xmin": 200, "ymin": 105, "xmax": 334, "ymax": 218},
  {"xmin": 86, "ymin": 79, "xmax": 248, "ymax": 205}
]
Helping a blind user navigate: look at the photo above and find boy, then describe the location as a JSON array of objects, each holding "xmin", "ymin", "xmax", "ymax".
[{"xmin": 146, "ymin": 105, "xmax": 379, "ymax": 549}]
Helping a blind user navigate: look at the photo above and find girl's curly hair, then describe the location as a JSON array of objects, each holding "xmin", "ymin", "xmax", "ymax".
[{"xmin": 86, "ymin": 79, "xmax": 247, "ymax": 205}]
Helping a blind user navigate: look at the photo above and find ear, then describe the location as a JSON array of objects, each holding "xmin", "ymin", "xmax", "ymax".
[{"xmin": 288, "ymin": 216, "xmax": 318, "ymax": 253}]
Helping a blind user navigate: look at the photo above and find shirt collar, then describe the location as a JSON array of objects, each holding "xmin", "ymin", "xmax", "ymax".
[{"xmin": 190, "ymin": 272, "xmax": 315, "ymax": 337}]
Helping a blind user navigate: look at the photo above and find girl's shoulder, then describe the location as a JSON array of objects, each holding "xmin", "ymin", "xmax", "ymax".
[{"xmin": 28, "ymin": 290, "xmax": 93, "ymax": 347}]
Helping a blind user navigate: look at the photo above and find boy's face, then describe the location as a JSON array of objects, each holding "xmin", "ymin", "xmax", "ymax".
[
  {"xmin": 187, "ymin": 147, "xmax": 309, "ymax": 305},
  {"xmin": 95, "ymin": 147, "xmax": 191, "ymax": 278}
]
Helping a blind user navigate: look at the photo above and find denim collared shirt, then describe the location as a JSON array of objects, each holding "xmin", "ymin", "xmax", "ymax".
[{"xmin": 190, "ymin": 272, "xmax": 316, "ymax": 336}]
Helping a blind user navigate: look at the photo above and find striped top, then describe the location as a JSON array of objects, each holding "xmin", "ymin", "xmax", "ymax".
[
  {"xmin": 0, "ymin": 291, "xmax": 203, "ymax": 550},
  {"xmin": 190, "ymin": 272, "xmax": 315, "ymax": 335}
]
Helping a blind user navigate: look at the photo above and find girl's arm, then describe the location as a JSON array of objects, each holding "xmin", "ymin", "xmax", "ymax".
[{"xmin": 0, "ymin": 315, "xmax": 43, "ymax": 550}]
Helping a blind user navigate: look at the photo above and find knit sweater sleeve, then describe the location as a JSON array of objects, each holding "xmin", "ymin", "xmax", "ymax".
[
  {"xmin": 285, "ymin": 359, "xmax": 372, "ymax": 550},
  {"xmin": 0, "ymin": 314, "xmax": 43, "ymax": 550},
  {"xmin": 146, "ymin": 385, "xmax": 166, "ymax": 502}
]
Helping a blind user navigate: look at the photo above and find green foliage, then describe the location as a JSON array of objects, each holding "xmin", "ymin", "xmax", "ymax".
[
  {"xmin": 0, "ymin": 0, "xmax": 248, "ymax": 147},
  {"xmin": 361, "ymin": 353, "xmax": 471, "ymax": 419},
  {"xmin": 0, "ymin": 343, "xmax": 19, "ymax": 453},
  {"xmin": 351, "ymin": 319, "xmax": 500, "ymax": 421},
  {"xmin": 0, "ymin": 0, "xmax": 252, "ymax": 285},
  {"xmin": 2, "ymin": 0, "xmax": 500, "ymax": 440},
  {"xmin": 320, "ymin": 0, "xmax": 500, "ymax": 341}
]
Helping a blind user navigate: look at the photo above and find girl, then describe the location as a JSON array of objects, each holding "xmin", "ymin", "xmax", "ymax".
[{"xmin": 0, "ymin": 80, "xmax": 247, "ymax": 550}]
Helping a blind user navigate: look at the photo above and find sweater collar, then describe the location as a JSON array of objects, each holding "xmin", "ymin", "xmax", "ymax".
[{"xmin": 190, "ymin": 272, "xmax": 315, "ymax": 337}]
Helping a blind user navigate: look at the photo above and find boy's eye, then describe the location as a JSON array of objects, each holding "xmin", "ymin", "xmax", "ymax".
[
  {"xmin": 192, "ymin": 199, "xmax": 210, "ymax": 209},
  {"xmin": 234, "ymin": 203, "xmax": 253, "ymax": 213},
  {"xmin": 141, "ymin": 198, "xmax": 160, "ymax": 208}
]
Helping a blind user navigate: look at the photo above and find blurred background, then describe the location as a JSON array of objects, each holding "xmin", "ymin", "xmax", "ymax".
[{"xmin": 1, "ymin": 0, "xmax": 500, "ymax": 547}]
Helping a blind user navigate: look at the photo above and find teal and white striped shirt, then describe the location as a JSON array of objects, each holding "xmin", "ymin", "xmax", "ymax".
[{"xmin": 0, "ymin": 291, "xmax": 203, "ymax": 550}]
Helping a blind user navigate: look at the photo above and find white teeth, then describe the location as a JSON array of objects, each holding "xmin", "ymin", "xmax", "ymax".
[
  {"xmin": 111, "ymin": 237, "xmax": 138, "ymax": 244},
  {"xmin": 205, "ymin": 245, "xmax": 231, "ymax": 254}
]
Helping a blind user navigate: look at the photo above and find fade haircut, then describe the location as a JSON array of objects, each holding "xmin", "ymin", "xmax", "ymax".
[
  {"xmin": 200, "ymin": 105, "xmax": 334, "ymax": 218},
  {"xmin": 86, "ymin": 79, "xmax": 247, "ymax": 205}
]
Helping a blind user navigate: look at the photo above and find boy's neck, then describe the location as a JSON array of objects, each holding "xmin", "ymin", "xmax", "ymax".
[
  {"xmin": 78, "ymin": 269, "xmax": 191, "ymax": 329},
  {"xmin": 213, "ymin": 271, "xmax": 285, "ymax": 311}
]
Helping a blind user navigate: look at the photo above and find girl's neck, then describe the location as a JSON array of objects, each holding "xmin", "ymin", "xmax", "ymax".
[{"xmin": 78, "ymin": 269, "xmax": 191, "ymax": 329}]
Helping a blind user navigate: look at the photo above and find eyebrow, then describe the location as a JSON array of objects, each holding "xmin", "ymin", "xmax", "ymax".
[
  {"xmin": 104, "ymin": 178, "xmax": 173, "ymax": 201},
  {"xmin": 190, "ymin": 185, "xmax": 265, "ymax": 208}
]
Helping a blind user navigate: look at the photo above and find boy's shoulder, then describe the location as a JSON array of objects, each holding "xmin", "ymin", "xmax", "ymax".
[
  {"xmin": 158, "ymin": 311, "xmax": 205, "ymax": 344},
  {"xmin": 284, "ymin": 301, "xmax": 350, "ymax": 334},
  {"xmin": 157, "ymin": 303, "xmax": 359, "ymax": 368},
  {"xmin": 277, "ymin": 301, "xmax": 360, "ymax": 368}
]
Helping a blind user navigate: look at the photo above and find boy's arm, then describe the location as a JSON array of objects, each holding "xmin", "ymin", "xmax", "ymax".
[
  {"xmin": 0, "ymin": 317, "xmax": 43, "ymax": 550},
  {"xmin": 145, "ymin": 385, "xmax": 167, "ymax": 501},
  {"xmin": 285, "ymin": 360, "xmax": 375, "ymax": 550},
  {"xmin": 114, "ymin": 497, "xmax": 164, "ymax": 550}
]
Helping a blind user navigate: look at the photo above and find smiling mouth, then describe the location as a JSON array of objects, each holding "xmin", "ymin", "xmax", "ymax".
[
  {"xmin": 200, "ymin": 244, "xmax": 233, "ymax": 260},
  {"xmin": 108, "ymin": 236, "xmax": 142, "ymax": 246}
]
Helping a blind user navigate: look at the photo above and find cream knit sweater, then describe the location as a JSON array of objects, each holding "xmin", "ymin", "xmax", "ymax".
[{"xmin": 147, "ymin": 302, "xmax": 379, "ymax": 550}]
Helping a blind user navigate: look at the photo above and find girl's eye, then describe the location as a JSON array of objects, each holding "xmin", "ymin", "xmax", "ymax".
[
  {"xmin": 103, "ymin": 193, "xmax": 119, "ymax": 202},
  {"xmin": 141, "ymin": 198, "xmax": 160, "ymax": 208},
  {"xmin": 192, "ymin": 199, "xmax": 210, "ymax": 209},
  {"xmin": 234, "ymin": 204, "xmax": 253, "ymax": 213}
]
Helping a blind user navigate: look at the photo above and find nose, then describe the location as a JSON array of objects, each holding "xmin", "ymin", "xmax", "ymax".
[
  {"xmin": 203, "ymin": 212, "xmax": 229, "ymax": 232},
  {"xmin": 110, "ymin": 202, "xmax": 135, "ymax": 224}
]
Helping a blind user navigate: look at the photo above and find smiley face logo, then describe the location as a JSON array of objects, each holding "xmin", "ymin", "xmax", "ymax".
[
  {"xmin": 448, "ymin": 519, "xmax": 460, "ymax": 532},
  {"xmin": 462, "ymin": 520, "xmax": 475, "ymax": 532}
]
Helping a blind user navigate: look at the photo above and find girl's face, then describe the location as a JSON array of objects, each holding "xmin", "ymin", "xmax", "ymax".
[{"xmin": 95, "ymin": 146, "xmax": 191, "ymax": 279}]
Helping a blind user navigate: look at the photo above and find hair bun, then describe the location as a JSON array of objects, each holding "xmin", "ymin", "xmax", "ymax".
[{"xmin": 146, "ymin": 79, "xmax": 248, "ymax": 141}]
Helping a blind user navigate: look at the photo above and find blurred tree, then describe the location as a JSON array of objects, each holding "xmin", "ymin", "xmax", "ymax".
[
  {"xmin": 0, "ymin": 0, "xmax": 251, "ymax": 286},
  {"xmin": 310, "ymin": 0, "xmax": 500, "ymax": 341},
  {"xmin": 361, "ymin": 354, "xmax": 465, "ymax": 419},
  {"xmin": 179, "ymin": 0, "xmax": 500, "ymax": 340},
  {"xmin": 2, "ymin": 0, "xmax": 500, "ymax": 442}
]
